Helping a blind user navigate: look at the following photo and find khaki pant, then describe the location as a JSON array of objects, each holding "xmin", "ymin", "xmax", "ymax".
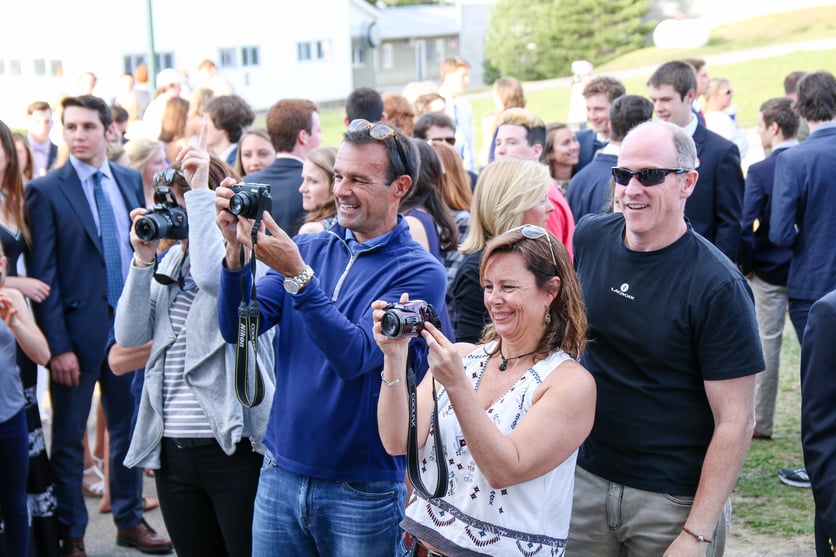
[{"xmin": 568, "ymin": 466, "xmax": 730, "ymax": 556}]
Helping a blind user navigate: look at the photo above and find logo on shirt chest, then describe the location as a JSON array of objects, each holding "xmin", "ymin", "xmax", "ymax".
[{"xmin": 610, "ymin": 282, "xmax": 635, "ymax": 301}]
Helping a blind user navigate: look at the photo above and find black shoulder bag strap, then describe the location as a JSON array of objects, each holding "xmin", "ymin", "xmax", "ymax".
[
  {"xmin": 406, "ymin": 350, "xmax": 448, "ymax": 499},
  {"xmin": 234, "ymin": 213, "xmax": 266, "ymax": 408}
]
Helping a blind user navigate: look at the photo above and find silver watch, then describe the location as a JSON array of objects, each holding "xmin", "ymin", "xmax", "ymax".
[{"xmin": 283, "ymin": 265, "xmax": 314, "ymax": 294}]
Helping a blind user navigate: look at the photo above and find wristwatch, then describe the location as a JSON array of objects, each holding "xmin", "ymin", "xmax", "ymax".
[{"xmin": 283, "ymin": 265, "xmax": 314, "ymax": 294}]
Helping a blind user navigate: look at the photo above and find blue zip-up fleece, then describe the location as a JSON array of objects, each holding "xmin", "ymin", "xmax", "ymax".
[{"xmin": 218, "ymin": 216, "xmax": 447, "ymax": 482}]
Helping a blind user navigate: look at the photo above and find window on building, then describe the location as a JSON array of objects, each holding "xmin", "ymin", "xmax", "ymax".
[
  {"xmin": 123, "ymin": 53, "xmax": 175, "ymax": 74},
  {"xmin": 219, "ymin": 48, "xmax": 236, "ymax": 68},
  {"xmin": 297, "ymin": 42, "xmax": 312, "ymax": 62},
  {"xmin": 34, "ymin": 59, "xmax": 46, "ymax": 76},
  {"xmin": 9, "ymin": 60, "xmax": 21, "ymax": 76},
  {"xmin": 436, "ymin": 39, "xmax": 445, "ymax": 60},
  {"xmin": 352, "ymin": 46, "xmax": 367, "ymax": 68},
  {"xmin": 381, "ymin": 43, "xmax": 394, "ymax": 70},
  {"xmin": 242, "ymin": 46, "xmax": 260, "ymax": 67},
  {"xmin": 0, "ymin": 60, "xmax": 5, "ymax": 76},
  {"xmin": 50, "ymin": 59, "xmax": 62, "ymax": 76},
  {"xmin": 316, "ymin": 40, "xmax": 331, "ymax": 60}
]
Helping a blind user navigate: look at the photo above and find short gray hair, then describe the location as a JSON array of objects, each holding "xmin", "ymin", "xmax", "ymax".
[{"xmin": 626, "ymin": 120, "xmax": 696, "ymax": 170}]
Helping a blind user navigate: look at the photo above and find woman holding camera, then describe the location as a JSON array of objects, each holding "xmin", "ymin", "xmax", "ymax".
[
  {"xmin": 114, "ymin": 140, "xmax": 274, "ymax": 557},
  {"xmin": 373, "ymin": 226, "xmax": 595, "ymax": 557}
]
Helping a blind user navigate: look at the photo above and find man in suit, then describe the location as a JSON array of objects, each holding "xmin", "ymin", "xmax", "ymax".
[
  {"xmin": 567, "ymin": 94, "xmax": 653, "ymax": 221},
  {"xmin": 648, "ymin": 60, "xmax": 745, "ymax": 262},
  {"xmin": 770, "ymin": 70, "xmax": 836, "ymax": 341},
  {"xmin": 246, "ymin": 98, "xmax": 322, "ymax": 236},
  {"xmin": 26, "ymin": 95, "xmax": 172, "ymax": 557},
  {"xmin": 574, "ymin": 76, "xmax": 625, "ymax": 173},
  {"xmin": 738, "ymin": 97, "xmax": 798, "ymax": 442},
  {"xmin": 800, "ymin": 289, "xmax": 836, "ymax": 557},
  {"xmin": 26, "ymin": 100, "xmax": 59, "ymax": 177}
]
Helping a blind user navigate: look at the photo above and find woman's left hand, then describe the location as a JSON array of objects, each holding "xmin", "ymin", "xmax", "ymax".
[
  {"xmin": 422, "ymin": 322, "xmax": 467, "ymax": 390},
  {"xmin": 176, "ymin": 124, "xmax": 210, "ymax": 190}
]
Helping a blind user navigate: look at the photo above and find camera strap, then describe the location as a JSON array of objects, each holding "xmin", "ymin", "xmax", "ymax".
[
  {"xmin": 234, "ymin": 240, "xmax": 265, "ymax": 408},
  {"xmin": 406, "ymin": 351, "xmax": 448, "ymax": 500}
]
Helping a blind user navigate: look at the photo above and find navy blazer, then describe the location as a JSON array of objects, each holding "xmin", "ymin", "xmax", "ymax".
[
  {"xmin": 566, "ymin": 152, "xmax": 618, "ymax": 222},
  {"xmin": 688, "ymin": 123, "xmax": 744, "ymax": 262},
  {"xmin": 575, "ymin": 129, "xmax": 607, "ymax": 173},
  {"xmin": 800, "ymin": 289, "xmax": 836, "ymax": 556},
  {"xmin": 245, "ymin": 156, "xmax": 305, "ymax": 236},
  {"xmin": 738, "ymin": 146, "xmax": 793, "ymax": 285},
  {"xmin": 25, "ymin": 161, "xmax": 143, "ymax": 372},
  {"xmin": 770, "ymin": 126, "xmax": 836, "ymax": 301}
]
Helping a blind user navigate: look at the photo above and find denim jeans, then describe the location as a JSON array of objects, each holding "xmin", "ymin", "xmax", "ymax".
[
  {"xmin": 568, "ymin": 466, "xmax": 730, "ymax": 557},
  {"xmin": 251, "ymin": 454, "xmax": 406, "ymax": 557},
  {"xmin": 0, "ymin": 408, "xmax": 29, "ymax": 557}
]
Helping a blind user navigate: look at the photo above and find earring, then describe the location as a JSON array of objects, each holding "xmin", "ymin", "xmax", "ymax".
[{"xmin": 545, "ymin": 312, "xmax": 552, "ymax": 326}]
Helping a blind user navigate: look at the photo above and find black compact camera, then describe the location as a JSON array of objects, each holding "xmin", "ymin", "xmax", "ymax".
[
  {"xmin": 229, "ymin": 183, "xmax": 272, "ymax": 219},
  {"xmin": 381, "ymin": 300, "xmax": 442, "ymax": 339},
  {"xmin": 135, "ymin": 186, "xmax": 188, "ymax": 241}
]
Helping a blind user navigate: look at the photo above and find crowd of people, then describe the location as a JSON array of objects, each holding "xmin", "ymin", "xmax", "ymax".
[{"xmin": 0, "ymin": 52, "xmax": 834, "ymax": 557}]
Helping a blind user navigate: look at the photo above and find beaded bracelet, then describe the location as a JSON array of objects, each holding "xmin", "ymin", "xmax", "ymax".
[{"xmin": 682, "ymin": 526, "xmax": 712, "ymax": 544}]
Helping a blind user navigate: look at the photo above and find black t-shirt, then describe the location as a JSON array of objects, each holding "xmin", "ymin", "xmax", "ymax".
[
  {"xmin": 574, "ymin": 213, "xmax": 763, "ymax": 496},
  {"xmin": 451, "ymin": 250, "xmax": 488, "ymax": 344}
]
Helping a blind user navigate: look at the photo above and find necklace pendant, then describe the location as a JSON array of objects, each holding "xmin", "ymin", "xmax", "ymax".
[{"xmin": 499, "ymin": 359, "xmax": 508, "ymax": 372}]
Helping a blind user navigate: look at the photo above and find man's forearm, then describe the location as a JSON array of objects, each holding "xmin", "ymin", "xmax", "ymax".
[{"xmin": 683, "ymin": 420, "xmax": 753, "ymax": 535}]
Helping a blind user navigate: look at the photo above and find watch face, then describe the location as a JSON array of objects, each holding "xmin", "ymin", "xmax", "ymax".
[{"xmin": 284, "ymin": 279, "xmax": 300, "ymax": 294}]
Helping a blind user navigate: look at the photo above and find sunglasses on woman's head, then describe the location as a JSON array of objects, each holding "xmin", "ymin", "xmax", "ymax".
[
  {"xmin": 153, "ymin": 168, "xmax": 185, "ymax": 187},
  {"xmin": 504, "ymin": 225, "xmax": 559, "ymax": 274},
  {"xmin": 611, "ymin": 167, "xmax": 688, "ymax": 187},
  {"xmin": 347, "ymin": 119, "xmax": 411, "ymax": 180}
]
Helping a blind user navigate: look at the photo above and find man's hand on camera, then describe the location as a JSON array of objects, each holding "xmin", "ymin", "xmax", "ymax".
[
  {"xmin": 236, "ymin": 211, "xmax": 306, "ymax": 278},
  {"xmin": 215, "ymin": 179, "xmax": 249, "ymax": 270}
]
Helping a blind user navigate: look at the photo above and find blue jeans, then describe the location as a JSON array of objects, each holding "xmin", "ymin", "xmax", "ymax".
[
  {"xmin": 251, "ymin": 454, "xmax": 406, "ymax": 557},
  {"xmin": 0, "ymin": 408, "xmax": 29, "ymax": 557}
]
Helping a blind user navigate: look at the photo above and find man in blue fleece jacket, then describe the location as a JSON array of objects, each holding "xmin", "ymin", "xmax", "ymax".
[{"xmin": 216, "ymin": 119, "xmax": 447, "ymax": 557}]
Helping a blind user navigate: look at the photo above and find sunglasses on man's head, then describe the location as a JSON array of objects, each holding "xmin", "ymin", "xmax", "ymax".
[
  {"xmin": 346, "ymin": 119, "xmax": 411, "ymax": 179},
  {"xmin": 504, "ymin": 225, "xmax": 559, "ymax": 275},
  {"xmin": 153, "ymin": 168, "xmax": 185, "ymax": 187},
  {"xmin": 611, "ymin": 167, "xmax": 688, "ymax": 187}
]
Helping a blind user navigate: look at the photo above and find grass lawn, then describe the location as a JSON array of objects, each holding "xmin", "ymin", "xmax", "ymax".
[{"xmin": 733, "ymin": 317, "xmax": 815, "ymax": 539}]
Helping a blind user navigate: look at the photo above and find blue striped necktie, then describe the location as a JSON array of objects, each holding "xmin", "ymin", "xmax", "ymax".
[{"xmin": 92, "ymin": 171, "xmax": 124, "ymax": 308}]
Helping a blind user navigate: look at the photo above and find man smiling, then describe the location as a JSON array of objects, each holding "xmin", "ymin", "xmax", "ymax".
[{"xmin": 569, "ymin": 120, "xmax": 762, "ymax": 556}]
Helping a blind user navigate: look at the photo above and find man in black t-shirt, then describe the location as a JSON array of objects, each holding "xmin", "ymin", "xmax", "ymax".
[{"xmin": 568, "ymin": 121, "xmax": 763, "ymax": 556}]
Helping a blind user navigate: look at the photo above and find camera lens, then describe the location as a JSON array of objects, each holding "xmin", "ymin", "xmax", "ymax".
[
  {"xmin": 381, "ymin": 311, "xmax": 402, "ymax": 338},
  {"xmin": 135, "ymin": 217, "xmax": 158, "ymax": 241},
  {"xmin": 229, "ymin": 193, "xmax": 250, "ymax": 216}
]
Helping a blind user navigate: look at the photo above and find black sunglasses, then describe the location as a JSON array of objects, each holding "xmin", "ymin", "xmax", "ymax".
[
  {"xmin": 153, "ymin": 168, "xmax": 185, "ymax": 187},
  {"xmin": 611, "ymin": 167, "xmax": 688, "ymax": 187},
  {"xmin": 505, "ymin": 225, "xmax": 558, "ymax": 275},
  {"xmin": 347, "ymin": 119, "xmax": 411, "ymax": 180}
]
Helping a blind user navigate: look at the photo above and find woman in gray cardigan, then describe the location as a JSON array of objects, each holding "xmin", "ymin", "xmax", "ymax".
[{"xmin": 114, "ymin": 144, "xmax": 274, "ymax": 557}]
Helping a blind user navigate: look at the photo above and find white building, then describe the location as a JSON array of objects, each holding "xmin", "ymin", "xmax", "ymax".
[{"xmin": 0, "ymin": 0, "xmax": 380, "ymax": 128}]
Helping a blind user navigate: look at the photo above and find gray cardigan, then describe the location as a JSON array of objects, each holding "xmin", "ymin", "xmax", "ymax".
[{"xmin": 115, "ymin": 189, "xmax": 275, "ymax": 469}]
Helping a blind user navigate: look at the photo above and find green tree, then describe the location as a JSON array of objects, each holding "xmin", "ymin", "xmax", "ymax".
[{"xmin": 485, "ymin": 0, "xmax": 655, "ymax": 81}]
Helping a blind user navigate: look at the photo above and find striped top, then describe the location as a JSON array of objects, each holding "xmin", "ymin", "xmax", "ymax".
[{"xmin": 162, "ymin": 282, "xmax": 213, "ymax": 438}]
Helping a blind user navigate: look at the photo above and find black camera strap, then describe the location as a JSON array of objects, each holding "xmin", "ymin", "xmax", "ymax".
[
  {"xmin": 233, "ymin": 212, "xmax": 267, "ymax": 408},
  {"xmin": 406, "ymin": 351, "xmax": 448, "ymax": 500}
]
